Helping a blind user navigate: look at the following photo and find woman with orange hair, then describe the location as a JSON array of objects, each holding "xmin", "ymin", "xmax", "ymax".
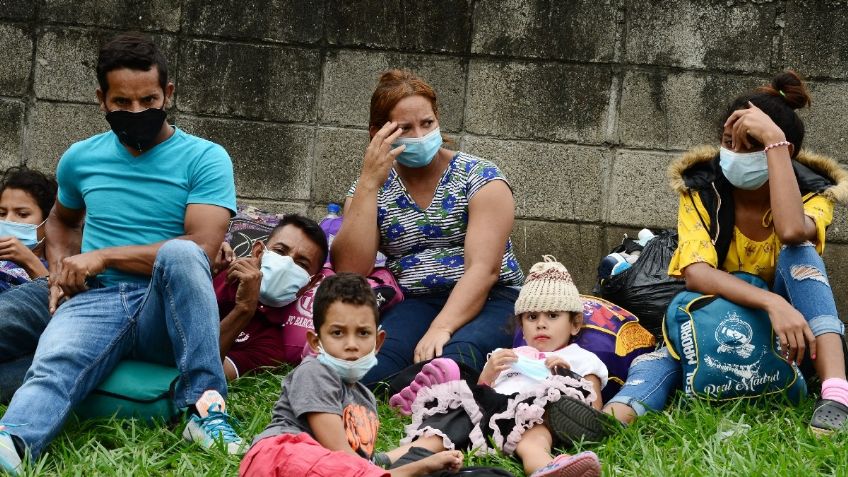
[{"xmin": 332, "ymin": 70, "xmax": 524, "ymax": 386}]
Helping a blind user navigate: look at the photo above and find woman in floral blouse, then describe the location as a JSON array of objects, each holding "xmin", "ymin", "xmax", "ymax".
[{"xmin": 332, "ymin": 69, "xmax": 524, "ymax": 386}]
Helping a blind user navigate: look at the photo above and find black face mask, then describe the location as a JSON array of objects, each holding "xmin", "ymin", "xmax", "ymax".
[{"xmin": 105, "ymin": 108, "xmax": 167, "ymax": 152}]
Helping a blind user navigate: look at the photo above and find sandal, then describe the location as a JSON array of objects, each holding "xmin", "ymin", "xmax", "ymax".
[
  {"xmin": 810, "ymin": 399, "xmax": 848, "ymax": 436},
  {"xmin": 530, "ymin": 451, "xmax": 600, "ymax": 477},
  {"xmin": 546, "ymin": 396, "xmax": 618, "ymax": 445}
]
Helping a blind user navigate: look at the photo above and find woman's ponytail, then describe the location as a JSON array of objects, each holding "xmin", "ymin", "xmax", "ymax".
[{"xmin": 757, "ymin": 69, "xmax": 811, "ymax": 110}]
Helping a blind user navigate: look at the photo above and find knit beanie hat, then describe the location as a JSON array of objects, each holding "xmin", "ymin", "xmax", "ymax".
[{"xmin": 514, "ymin": 255, "xmax": 582, "ymax": 315}]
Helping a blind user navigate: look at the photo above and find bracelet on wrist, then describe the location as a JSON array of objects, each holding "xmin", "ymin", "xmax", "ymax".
[{"xmin": 764, "ymin": 140, "xmax": 791, "ymax": 153}]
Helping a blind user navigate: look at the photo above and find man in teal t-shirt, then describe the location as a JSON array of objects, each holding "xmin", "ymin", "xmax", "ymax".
[{"xmin": 0, "ymin": 33, "xmax": 241, "ymax": 473}]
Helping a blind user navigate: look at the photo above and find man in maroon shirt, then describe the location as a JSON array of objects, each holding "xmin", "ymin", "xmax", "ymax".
[{"xmin": 215, "ymin": 214, "xmax": 327, "ymax": 380}]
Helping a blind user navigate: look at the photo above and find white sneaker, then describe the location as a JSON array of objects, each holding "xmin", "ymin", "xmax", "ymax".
[
  {"xmin": 0, "ymin": 426, "xmax": 22, "ymax": 475},
  {"xmin": 182, "ymin": 390, "xmax": 245, "ymax": 455}
]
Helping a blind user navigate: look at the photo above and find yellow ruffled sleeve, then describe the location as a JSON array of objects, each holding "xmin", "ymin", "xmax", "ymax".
[
  {"xmin": 802, "ymin": 193, "xmax": 834, "ymax": 255},
  {"xmin": 668, "ymin": 192, "xmax": 719, "ymax": 278}
]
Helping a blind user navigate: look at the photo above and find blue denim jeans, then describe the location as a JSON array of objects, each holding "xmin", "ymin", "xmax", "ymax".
[
  {"xmin": 362, "ymin": 285, "xmax": 518, "ymax": 387},
  {"xmin": 0, "ymin": 240, "xmax": 226, "ymax": 459},
  {"xmin": 0, "ymin": 278, "xmax": 51, "ymax": 403},
  {"xmin": 607, "ymin": 243, "xmax": 844, "ymax": 415}
]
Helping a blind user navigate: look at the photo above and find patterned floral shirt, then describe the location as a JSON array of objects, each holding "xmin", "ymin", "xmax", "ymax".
[
  {"xmin": 348, "ymin": 152, "xmax": 524, "ymax": 296},
  {"xmin": 668, "ymin": 191, "xmax": 833, "ymax": 284}
]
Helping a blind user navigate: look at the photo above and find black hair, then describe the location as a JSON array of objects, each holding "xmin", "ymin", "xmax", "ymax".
[
  {"xmin": 0, "ymin": 166, "xmax": 58, "ymax": 219},
  {"xmin": 723, "ymin": 70, "xmax": 811, "ymax": 158},
  {"xmin": 269, "ymin": 214, "xmax": 329, "ymax": 270},
  {"xmin": 312, "ymin": 273, "xmax": 379, "ymax": 335},
  {"xmin": 97, "ymin": 32, "xmax": 168, "ymax": 95}
]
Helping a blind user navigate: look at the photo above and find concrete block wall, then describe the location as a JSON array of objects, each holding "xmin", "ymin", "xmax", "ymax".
[{"xmin": 2, "ymin": 0, "xmax": 848, "ymax": 314}]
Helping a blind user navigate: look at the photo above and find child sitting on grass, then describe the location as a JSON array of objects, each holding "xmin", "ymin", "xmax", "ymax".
[
  {"xmin": 239, "ymin": 272, "xmax": 463, "ymax": 477},
  {"xmin": 387, "ymin": 257, "xmax": 607, "ymax": 477},
  {"xmin": 0, "ymin": 166, "xmax": 57, "ymax": 291}
]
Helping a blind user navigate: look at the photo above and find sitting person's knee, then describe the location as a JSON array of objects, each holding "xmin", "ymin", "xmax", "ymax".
[{"xmin": 156, "ymin": 239, "xmax": 207, "ymax": 267}]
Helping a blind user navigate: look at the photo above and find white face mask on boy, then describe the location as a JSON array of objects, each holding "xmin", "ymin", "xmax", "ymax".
[{"xmin": 316, "ymin": 344, "xmax": 378, "ymax": 383}]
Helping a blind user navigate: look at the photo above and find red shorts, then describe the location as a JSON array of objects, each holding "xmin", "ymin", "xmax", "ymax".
[
  {"xmin": 239, "ymin": 433, "xmax": 388, "ymax": 477},
  {"xmin": 226, "ymin": 317, "xmax": 308, "ymax": 377}
]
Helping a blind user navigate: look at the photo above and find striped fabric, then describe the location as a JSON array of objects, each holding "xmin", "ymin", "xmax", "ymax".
[{"xmin": 348, "ymin": 152, "xmax": 524, "ymax": 296}]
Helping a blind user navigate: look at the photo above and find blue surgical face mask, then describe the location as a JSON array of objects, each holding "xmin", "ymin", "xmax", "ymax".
[
  {"xmin": 719, "ymin": 147, "xmax": 770, "ymax": 190},
  {"xmin": 510, "ymin": 355, "xmax": 551, "ymax": 381},
  {"xmin": 317, "ymin": 344, "xmax": 378, "ymax": 383},
  {"xmin": 393, "ymin": 127, "xmax": 443, "ymax": 168},
  {"xmin": 258, "ymin": 248, "xmax": 311, "ymax": 307},
  {"xmin": 0, "ymin": 218, "xmax": 46, "ymax": 249}
]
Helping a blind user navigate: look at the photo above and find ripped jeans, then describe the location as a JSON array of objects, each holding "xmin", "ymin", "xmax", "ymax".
[{"xmin": 607, "ymin": 242, "xmax": 844, "ymax": 415}]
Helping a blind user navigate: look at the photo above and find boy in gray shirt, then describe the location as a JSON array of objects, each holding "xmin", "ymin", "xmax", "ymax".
[{"xmin": 239, "ymin": 272, "xmax": 463, "ymax": 477}]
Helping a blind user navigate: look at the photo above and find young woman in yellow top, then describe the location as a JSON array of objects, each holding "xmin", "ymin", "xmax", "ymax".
[{"xmin": 586, "ymin": 71, "xmax": 848, "ymax": 435}]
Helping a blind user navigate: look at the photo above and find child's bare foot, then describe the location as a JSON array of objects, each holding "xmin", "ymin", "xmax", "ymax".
[{"xmin": 389, "ymin": 450, "xmax": 463, "ymax": 476}]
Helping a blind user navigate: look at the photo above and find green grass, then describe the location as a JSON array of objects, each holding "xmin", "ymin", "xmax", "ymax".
[{"xmin": 3, "ymin": 368, "xmax": 847, "ymax": 476}]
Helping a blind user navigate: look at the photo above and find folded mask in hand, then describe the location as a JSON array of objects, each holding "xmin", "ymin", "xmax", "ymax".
[{"xmin": 510, "ymin": 355, "xmax": 551, "ymax": 381}]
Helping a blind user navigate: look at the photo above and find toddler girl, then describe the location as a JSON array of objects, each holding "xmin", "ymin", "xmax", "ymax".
[{"xmin": 388, "ymin": 256, "xmax": 607, "ymax": 477}]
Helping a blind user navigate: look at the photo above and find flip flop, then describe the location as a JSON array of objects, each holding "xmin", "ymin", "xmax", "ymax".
[{"xmin": 530, "ymin": 451, "xmax": 600, "ymax": 477}]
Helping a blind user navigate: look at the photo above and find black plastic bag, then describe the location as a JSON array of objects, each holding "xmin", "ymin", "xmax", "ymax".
[{"xmin": 596, "ymin": 230, "xmax": 685, "ymax": 337}]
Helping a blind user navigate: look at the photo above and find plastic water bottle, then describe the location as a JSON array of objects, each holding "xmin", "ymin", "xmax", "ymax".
[
  {"xmin": 375, "ymin": 250, "xmax": 387, "ymax": 268},
  {"xmin": 319, "ymin": 203, "xmax": 388, "ymax": 267},
  {"xmin": 320, "ymin": 203, "xmax": 343, "ymax": 265}
]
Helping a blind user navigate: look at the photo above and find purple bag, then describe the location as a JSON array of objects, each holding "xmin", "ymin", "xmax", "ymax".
[
  {"xmin": 514, "ymin": 295, "xmax": 655, "ymax": 402},
  {"xmin": 313, "ymin": 266, "xmax": 404, "ymax": 312},
  {"xmin": 225, "ymin": 205, "xmax": 285, "ymax": 257}
]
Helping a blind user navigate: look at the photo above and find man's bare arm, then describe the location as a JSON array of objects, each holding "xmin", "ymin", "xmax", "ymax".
[{"xmin": 49, "ymin": 204, "xmax": 231, "ymax": 311}]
